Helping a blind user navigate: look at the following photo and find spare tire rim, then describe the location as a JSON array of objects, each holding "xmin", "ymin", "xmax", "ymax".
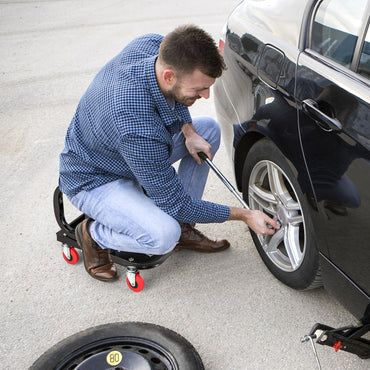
[
  {"xmin": 248, "ymin": 160, "xmax": 306, "ymax": 272},
  {"xmin": 58, "ymin": 336, "xmax": 178, "ymax": 370}
]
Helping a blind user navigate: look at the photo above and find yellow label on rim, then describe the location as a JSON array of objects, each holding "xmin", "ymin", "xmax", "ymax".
[{"xmin": 106, "ymin": 350, "xmax": 122, "ymax": 366}]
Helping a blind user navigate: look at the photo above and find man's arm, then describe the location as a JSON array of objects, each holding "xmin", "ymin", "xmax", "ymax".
[{"xmin": 181, "ymin": 123, "xmax": 279, "ymax": 236}]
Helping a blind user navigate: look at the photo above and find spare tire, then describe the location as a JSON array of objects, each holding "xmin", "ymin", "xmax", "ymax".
[{"xmin": 30, "ymin": 322, "xmax": 204, "ymax": 370}]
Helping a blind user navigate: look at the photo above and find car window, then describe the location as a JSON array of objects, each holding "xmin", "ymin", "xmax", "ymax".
[
  {"xmin": 358, "ymin": 25, "xmax": 370, "ymax": 79},
  {"xmin": 311, "ymin": 0, "xmax": 368, "ymax": 68}
]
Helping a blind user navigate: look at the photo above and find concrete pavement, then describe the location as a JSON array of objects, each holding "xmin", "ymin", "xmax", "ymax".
[{"xmin": 0, "ymin": 1, "xmax": 365, "ymax": 369}]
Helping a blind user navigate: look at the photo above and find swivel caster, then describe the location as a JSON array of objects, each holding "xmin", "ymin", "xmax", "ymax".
[
  {"xmin": 62, "ymin": 244, "xmax": 79, "ymax": 265},
  {"xmin": 126, "ymin": 267, "xmax": 145, "ymax": 292}
]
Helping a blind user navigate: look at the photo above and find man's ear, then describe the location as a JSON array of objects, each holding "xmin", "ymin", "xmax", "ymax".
[{"xmin": 163, "ymin": 69, "xmax": 176, "ymax": 87}]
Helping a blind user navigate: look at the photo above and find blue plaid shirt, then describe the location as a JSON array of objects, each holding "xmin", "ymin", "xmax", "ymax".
[{"xmin": 59, "ymin": 34, "xmax": 230, "ymax": 224}]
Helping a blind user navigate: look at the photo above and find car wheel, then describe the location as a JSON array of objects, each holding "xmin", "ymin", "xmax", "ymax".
[
  {"xmin": 30, "ymin": 322, "xmax": 204, "ymax": 370},
  {"xmin": 242, "ymin": 138, "xmax": 322, "ymax": 290}
]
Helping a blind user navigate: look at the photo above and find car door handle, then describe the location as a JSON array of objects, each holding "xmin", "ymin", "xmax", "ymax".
[{"xmin": 302, "ymin": 99, "xmax": 342, "ymax": 132}]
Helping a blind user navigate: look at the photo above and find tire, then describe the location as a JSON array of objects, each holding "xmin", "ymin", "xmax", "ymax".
[
  {"xmin": 30, "ymin": 322, "xmax": 204, "ymax": 370},
  {"xmin": 242, "ymin": 138, "xmax": 322, "ymax": 290}
]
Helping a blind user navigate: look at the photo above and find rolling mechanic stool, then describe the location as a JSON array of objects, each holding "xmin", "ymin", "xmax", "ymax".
[{"xmin": 53, "ymin": 187, "xmax": 172, "ymax": 292}]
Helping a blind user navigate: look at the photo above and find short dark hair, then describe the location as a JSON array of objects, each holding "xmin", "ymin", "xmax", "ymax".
[{"xmin": 158, "ymin": 24, "xmax": 226, "ymax": 78}]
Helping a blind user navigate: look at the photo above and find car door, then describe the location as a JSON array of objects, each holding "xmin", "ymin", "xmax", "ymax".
[{"xmin": 295, "ymin": 0, "xmax": 370, "ymax": 313}]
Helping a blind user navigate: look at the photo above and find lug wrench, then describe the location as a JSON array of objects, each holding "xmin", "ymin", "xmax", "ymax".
[{"xmin": 198, "ymin": 152, "xmax": 279, "ymax": 229}]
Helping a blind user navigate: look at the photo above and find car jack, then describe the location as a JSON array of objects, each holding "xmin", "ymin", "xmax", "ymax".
[{"xmin": 301, "ymin": 322, "xmax": 370, "ymax": 369}]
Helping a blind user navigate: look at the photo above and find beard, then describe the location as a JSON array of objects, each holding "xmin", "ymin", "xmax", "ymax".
[{"xmin": 166, "ymin": 84, "xmax": 201, "ymax": 107}]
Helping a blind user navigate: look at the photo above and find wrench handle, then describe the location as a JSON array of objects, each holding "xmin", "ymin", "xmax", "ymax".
[{"xmin": 198, "ymin": 152, "xmax": 250, "ymax": 209}]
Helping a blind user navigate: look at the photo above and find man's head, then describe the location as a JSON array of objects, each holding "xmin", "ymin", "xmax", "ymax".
[
  {"xmin": 156, "ymin": 25, "xmax": 226, "ymax": 106},
  {"xmin": 158, "ymin": 24, "xmax": 226, "ymax": 78}
]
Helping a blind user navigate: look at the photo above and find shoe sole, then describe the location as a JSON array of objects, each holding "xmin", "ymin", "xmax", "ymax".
[{"xmin": 175, "ymin": 244, "xmax": 230, "ymax": 252}]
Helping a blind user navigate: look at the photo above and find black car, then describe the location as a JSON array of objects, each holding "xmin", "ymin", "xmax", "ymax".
[{"xmin": 214, "ymin": 0, "xmax": 370, "ymax": 349}]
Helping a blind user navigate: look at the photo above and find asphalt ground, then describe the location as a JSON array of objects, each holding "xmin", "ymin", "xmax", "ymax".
[{"xmin": 0, "ymin": 1, "xmax": 367, "ymax": 369}]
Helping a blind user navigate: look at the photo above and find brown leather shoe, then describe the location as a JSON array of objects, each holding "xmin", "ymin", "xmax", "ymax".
[
  {"xmin": 176, "ymin": 223, "xmax": 230, "ymax": 252},
  {"xmin": 75, "ymin": 219, "xmax": 118, "ymax": 282}
]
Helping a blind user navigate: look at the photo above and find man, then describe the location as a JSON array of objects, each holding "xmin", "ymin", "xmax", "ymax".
[{"xmin": 59, "ymin": 25, "xmax": 278, "ymax": 282}]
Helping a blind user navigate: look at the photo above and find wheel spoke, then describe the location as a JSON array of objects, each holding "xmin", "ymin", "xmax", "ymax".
[
  {"xmin": 283, "ymin": 225, "xmax": 302, "ymax": 270},
  {"xmin": 249, "ymin": 183, "xmax": 277, "ymax": 215},
  {"xmin": 287, "ymin": 214, "xmax": 303, "ymax": 226},
  {"xmin": 267, "ymin": 162, "xmax": 283, "ymax": 197},
  {"xmin": 267, "ymin": 162, "xmax": 300, "ymax": 211},
  {"xmin": 263, "ymin": 228, "xmax": 284, "ymax": 253}
]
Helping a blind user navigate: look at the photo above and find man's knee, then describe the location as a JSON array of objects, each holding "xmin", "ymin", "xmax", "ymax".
[
  {"xmin": 194, "ymin": 116, "xmax": 221, "ymax": 152},
  {"xmin": 145, "ymin": 219, "xmax": 181, "ymax": 255}
]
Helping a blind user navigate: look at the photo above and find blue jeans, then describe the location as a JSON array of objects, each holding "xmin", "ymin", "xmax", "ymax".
[{"xmin": 69, "ymin": 116, "xmax": 221, "ymax": 255}]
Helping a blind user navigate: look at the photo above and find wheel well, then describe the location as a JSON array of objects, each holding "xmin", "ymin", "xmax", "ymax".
[{"xmin": 234, "ymin": 131, "xmax": 265, "ymax": 191}]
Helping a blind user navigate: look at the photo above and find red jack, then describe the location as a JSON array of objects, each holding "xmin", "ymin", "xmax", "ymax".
[{"xmin": 333, "ymin": 341, "xmax": 343, "ymax": 352}]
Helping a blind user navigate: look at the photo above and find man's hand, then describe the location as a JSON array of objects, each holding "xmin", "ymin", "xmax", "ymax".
[
  {"xmin": 229, "ymin": 207, "xmax": 279, "ymax": 235},
  {"xmin": 182, "ymin": 122, "xmax": 211, "ymax": 164}
]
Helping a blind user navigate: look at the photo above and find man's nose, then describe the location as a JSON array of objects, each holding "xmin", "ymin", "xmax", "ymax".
[{"xmin": 199, "ymin": 88, "xmax": 210, "ymax": 99}]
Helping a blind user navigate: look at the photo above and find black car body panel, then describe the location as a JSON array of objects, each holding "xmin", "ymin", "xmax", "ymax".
[{"xmin": 214, "ymin": 0, "xmax": 370, "ymax": 322}]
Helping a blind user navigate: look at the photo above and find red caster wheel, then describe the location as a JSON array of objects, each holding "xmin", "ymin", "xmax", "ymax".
[
  {"xmin": 126, "ymin": 272, "xmax": 145, "ymax": 292},
  {"xmin": 62, "ymin": 245, "xmax": 79, "ymax": 265}
]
